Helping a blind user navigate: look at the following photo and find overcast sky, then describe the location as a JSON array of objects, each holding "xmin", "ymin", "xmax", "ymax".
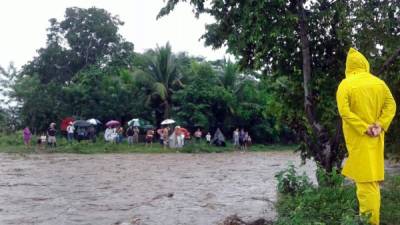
[{"xmin": 0, "ymin": 0, "xmax": 228, "ymax": 69}]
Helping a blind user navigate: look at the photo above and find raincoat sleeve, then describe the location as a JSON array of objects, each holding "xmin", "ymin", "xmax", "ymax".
[
  {"xmin": 376, "ymin": 84, "xmax": 396, "ymax": 132},
  {"xmin": 336, "ymin": 82, "xmax": 370, "ymax": 135}
]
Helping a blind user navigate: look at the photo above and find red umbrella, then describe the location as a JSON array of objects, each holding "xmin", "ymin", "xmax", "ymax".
[
  {"xmin": 61, "ymin": 117, "xmax": 75, "ymax": 131},
  {"xmin": 179, "ymin": 128, "xmax": 191, "ymax": 139},
  {"xmin": 106, "ymin": 120, "xmax": 120, "ymax": 127}
]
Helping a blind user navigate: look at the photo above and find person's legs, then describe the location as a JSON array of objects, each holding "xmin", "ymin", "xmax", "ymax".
[
  {"xmin": 356, "ymin": 182, "xmax": 380, "ymax": 225},
  {"xmin": 68, "ymin": 133, "xmax": 73, "ymax": 143},
  {"xmin": 48, "ymin": 137, "xmax": 53, "ymax": 148},
  {"xmin": 163, "ymin": 140, "xmax": 168, "ymax": 149},
  {"xmin": 53, "ymin": 137, "xmax": 57, "ymax": 148},
  {"xmin": 128, "ymin": 136, "xmax": 133, "ymax": 145},
  {"xmin": 177, "ymin": 136, "xmax": 182, "ymax": 147}
]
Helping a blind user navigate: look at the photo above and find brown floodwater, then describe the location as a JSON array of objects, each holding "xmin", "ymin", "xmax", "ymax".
[{"xmin": 0, "ymin": 152, "xmax": 316, "ymax": 225}]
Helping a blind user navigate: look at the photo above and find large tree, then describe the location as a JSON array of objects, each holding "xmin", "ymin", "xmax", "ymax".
[
  {"xmin": 23, "ymin": 7, "xmax": 134, "ymax": 84},
  {"xmin": 13, "ymin": 7, "xmax": 135, "ymax": 131},
  {"xmin": 133, "ymin": 43, "xmax": 182, "ymax": 124},
  {"xmin": 173, "ymin": 61, "xmax": 234, "ymax": 130},
  {"xmin": 158, "ymin": 0, "xmax": 400, "ymax": 170}
]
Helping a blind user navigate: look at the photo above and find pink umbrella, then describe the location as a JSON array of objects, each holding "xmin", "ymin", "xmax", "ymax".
[{"xmin": 106, "ymin": 120, "xmax": 120, "ymax": 127}]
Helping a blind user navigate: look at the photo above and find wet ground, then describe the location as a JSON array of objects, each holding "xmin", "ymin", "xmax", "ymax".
[{"xmin": 0, "ymin": 152, "xmax": 315, "ymax": 225}]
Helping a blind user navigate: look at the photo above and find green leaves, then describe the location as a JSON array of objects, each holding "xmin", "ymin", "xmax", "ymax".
[
  {"xmin": 131, "ymin": 42, "xmax": 181, "ymax": 121},
  {"xmin": 159, "ymin": 0, "xmax": 400, "ymax": 165}
]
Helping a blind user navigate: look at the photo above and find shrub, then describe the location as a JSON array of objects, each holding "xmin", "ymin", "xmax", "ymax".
[
  {"xmin": 275, "ymin": 165, "xmax": 369, "ymax": 225},
  {"xmin": 275, "ymin": 164, "xmax": 312, "ymax": 195},
  {"xmin": 381, "ymin": 175, "xmax": 400, "ymax": 225}
]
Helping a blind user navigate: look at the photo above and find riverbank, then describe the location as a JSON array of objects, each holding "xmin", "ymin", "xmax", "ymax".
[{"xmin": 0, "ymin": 133, "xmax": 297, "ymax": 154}]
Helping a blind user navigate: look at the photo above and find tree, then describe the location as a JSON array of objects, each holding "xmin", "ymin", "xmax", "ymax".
[
  {"xmin": 158, "ymin": 0, "xmax": 400, "ymax": 171},
  {"xmin": 0, "ymin": 63, "xmax": 21, "ymax": 132},
  {"xmin": 173, "ymin": 61, "xmax": 234, "ymax": 131},
  {"xmin": 23, "ymin": 7, "xmax": 134, "ymax": 84},
  {"xmin": 133, "ymin": 43, "xmax": 182, "ymax": 124},
  {"xmin": 13, "ymin": 7, "xmax": 135, "ymax": 130}
]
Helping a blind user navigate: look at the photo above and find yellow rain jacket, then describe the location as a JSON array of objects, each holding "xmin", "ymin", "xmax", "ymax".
[{"xmin": 336, "ymin": 48, "xmax": 396, "ymax": 182}]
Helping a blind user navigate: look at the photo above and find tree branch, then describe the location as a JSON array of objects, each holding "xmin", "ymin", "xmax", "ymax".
[{"xmin": 376, "ymin": 47, "xmax": 400, "ymax": 76}]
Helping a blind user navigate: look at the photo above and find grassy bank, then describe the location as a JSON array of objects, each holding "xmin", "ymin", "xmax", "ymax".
[
  {"xmin": 274, "ymin": 166, "xmax": 400, "ymax": 225},
  {"xmin": 0, "ymin": 133, "xmax": 296, "ymax": 154}
]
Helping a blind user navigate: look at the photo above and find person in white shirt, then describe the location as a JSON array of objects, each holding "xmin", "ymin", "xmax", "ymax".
[
  {"xmin": 206, "ymin": 132, "xmax": 211, "ymax": 144},
  {"xmin": 66, "ymin": 122, "xmax": 75, "ymax": 143},
  {"xmin": 104, "ymin": 127, "xmax": 112, "ymax": 142}
]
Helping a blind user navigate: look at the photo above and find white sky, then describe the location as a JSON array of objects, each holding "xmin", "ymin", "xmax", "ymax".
[{"xmin": 0, "ymin": 0, "xmax": 228, "ymax": 69}]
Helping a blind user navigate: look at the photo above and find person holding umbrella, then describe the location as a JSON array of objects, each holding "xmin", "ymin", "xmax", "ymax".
[
  {"xmin": 126, "ymin": 126, "xmax": 134, "ymax": 145},
  {"xmin": 88, "ymin": 125, "xmax": 96, "ymax": 143},
  {"xmin": 162, "ymin": 126, "xmax": 169, "ymax": 149},
  {"xmin": 133, "ymin": 126, "xmax": 139, "ymax": 144}
]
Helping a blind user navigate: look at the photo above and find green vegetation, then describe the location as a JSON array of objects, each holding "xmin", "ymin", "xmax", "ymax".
[
  {"xmin": 159, "ymin": 0, "xmax": 400, "ymax": 169},
  {"xmin": 1, "ymin": 2, "xmax": 398, "ymax": 166},
  {"xmin": 0, "ymin": 132, "xmax": 295, "ymax": 154},
  {"xmin": 0, "ymin": 7, "xmax": 293, "ymax": 145},
  {"xmin": 275, "ymin": 165, "xmax": 400, "ymax": 225}
]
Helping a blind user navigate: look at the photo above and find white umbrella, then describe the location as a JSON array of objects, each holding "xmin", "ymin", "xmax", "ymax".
[
  {"xmin": 161, "ymin": 119, "xmax": 176, "ymax": 125},
  {"xmin": 87, "ymin": 118, "xmax": 101, "ymax": 125},
  {"xmin": 128, "ymin": 118, "xmax": 140, "ymax": 126}
]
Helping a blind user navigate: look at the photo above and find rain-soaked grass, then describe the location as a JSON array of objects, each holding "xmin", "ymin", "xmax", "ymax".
[{"xmin": 0, "ymin": 133, "xmax": 297, "ymax": 154}]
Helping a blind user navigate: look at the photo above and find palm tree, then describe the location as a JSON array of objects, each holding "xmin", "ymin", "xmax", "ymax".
[{"xmin": 133, "ymin": 43, "xmax": 182, "ymax": 124}]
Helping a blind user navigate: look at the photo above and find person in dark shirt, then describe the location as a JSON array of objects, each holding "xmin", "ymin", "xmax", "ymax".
[
  {"xmin": 88, "ymin": 126, "xmax": 96, "ymax": 143},
  {"xmin": 47, "ymin": 123, "xmax": 57, "ymax": 148},
  {"xmin": 126, "ymin": 126, "xmax": 134, "ymax": 145}
]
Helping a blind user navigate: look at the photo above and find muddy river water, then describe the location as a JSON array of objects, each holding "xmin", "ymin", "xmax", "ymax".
[{"xmin": 0, "ymin": 152, "xmax": 316, "ymax": 225}]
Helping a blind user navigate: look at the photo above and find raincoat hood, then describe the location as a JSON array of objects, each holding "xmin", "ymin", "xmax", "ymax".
[
  {"xmin": 345, "ymin": 48, "xmax": 370, "ymax": 77},
  {"xmin": 213, "ymin": 128, "xmax": 225, "ymax": 142}
]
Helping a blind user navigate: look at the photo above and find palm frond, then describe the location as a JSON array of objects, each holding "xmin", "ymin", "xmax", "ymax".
[{"xmin": 152, "ymin": 82, "xmax": 168, "ymax": 101}]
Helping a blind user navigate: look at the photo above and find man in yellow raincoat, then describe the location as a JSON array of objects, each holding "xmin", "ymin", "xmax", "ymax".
[{"xmin": 337, "ymin": 48, "xmax": 396, "ymax": 224}]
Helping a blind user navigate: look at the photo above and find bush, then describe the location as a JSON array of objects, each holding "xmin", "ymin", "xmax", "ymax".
[
  {"xmin": 0, "ymin": 132, "xmax": 24, "ymax": 146},
  {"xmin": 275, "ymin": 164, "xmax": 313, "ymax": 195},
  {"xmin": 381, "ymin": 175, "xmax": 400, "ymax": 225},
  {"xmin": 275, "ymin": 165, "xmax": 369, "ymax": 225},
  {"xmin": 316, "ymin": 166, "xmax": 346, "ymax": 188}
]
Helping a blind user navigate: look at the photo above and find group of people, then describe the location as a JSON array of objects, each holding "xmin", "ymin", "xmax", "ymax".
[
  {"xmin": 22, "ymin": 121, "xmax": 253, "ymax": 151},
  {"xmin": 66, "ymin": 122, "xmax": 97, "ymax": 143},
  {"xmin": 233, "ymin": 128, "xmax": 252, "ymax": 150},
  {"xmin": 104, "ymin": 126, "xmax": 132, "ymax": 144},
  {"xmin": 101, "ymin": 125, "xmax": 251, "ymax": 150},
  {"xmin": 22, "ymin": 123, "xmax": 57, "ymax": 149}
]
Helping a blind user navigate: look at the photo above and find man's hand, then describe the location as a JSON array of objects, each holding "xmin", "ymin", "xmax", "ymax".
[
  {"xmin": 365, "ymin": 123, "xmax": 382, "ymax": 137},
  {"xmin": 366, "ymin": 125, "xmax": 375, "ymax": 137}
]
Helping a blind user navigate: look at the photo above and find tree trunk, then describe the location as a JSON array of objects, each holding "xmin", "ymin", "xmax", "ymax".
[
  {"xmin": 297, "ymin": 0, "xmax": 338, "ymax": 172},
  {"xmin": 163, "ymin": 100, "xmax": 170, "ymax": 119}
]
